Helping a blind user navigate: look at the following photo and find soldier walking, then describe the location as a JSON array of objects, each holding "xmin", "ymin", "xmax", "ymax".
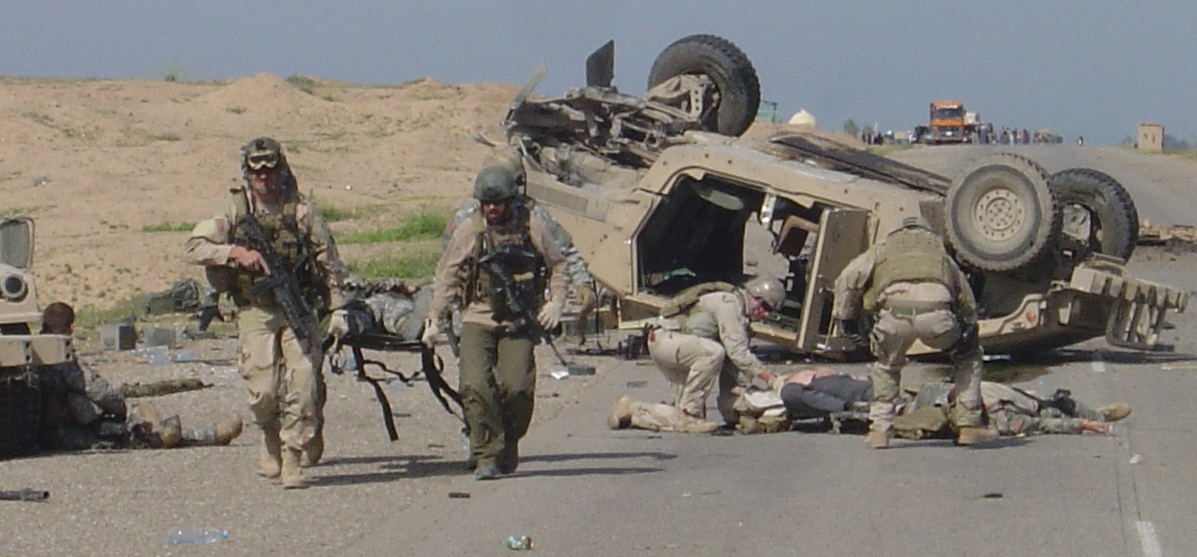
[
  {"xmin": 833, "ymin": 216, "xmax": 997, "ymax": 448},
  {"xmin": 185, "ymin": 137, "xmax": 346, "ymax": 488},
  {"xmin": 421, "ymin": 165, "xmax": 567, "ymax": 480}
]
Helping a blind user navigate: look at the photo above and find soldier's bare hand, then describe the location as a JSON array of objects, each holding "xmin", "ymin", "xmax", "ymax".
[{"xmin": 230, "ymin": 246, "xmax": 268, "ymax": 273}]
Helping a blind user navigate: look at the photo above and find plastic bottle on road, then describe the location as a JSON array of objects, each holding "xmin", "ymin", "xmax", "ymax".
[{"xmin": 164, "ymin": 526, "xmax": 230, "ymax": 545}]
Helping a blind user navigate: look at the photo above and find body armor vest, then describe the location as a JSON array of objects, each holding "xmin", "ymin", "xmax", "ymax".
[
  {"xmin": 465, "ymin": 205, "xmax": 547, "ymax": 325},
  {"xmin": 863, "ymin": 228, "xmax": 952, "ymax": 311},
  {"xmin": 229, "ymin": 192, "xmax": 324, "ymax": 309}
]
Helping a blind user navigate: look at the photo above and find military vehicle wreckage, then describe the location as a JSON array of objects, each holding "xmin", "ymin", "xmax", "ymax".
[{"xmin": 498, "ymin": 34, "xmax": 1186, "ymax": 357}]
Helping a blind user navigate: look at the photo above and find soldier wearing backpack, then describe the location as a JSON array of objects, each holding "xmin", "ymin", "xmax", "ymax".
[{"xmin": 608, "ymin": 277, "xmax": 785, "ymax": 433}]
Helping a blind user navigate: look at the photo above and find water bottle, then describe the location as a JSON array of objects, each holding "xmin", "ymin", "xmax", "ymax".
[{"xmin": 164, "ymin": 526, "xmax": 229, "ymax": 545}]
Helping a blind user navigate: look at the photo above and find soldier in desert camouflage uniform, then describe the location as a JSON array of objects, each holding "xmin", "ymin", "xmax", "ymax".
[{"xmin": 185, "ymin": 137, "xmax": 346, "ymax": 489}]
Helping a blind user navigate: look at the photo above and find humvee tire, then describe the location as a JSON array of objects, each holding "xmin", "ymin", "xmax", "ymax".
[
  {"xmin": 647, "ymin": 34, "xmax": 760, "ymax": 137},
  {"xmin": 945, "ymin": 153, "xmax": 1060, "ymax": 272},
  {"xmin": 1051, "ymin": 168, "xmax": 1138, "ymax": 261},
  {"xmin": 0, "ymin": 370, "xmax": 42, "ymax": 459}
]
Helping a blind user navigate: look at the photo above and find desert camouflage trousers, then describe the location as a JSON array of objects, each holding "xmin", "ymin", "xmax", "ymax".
[
  {"xmin": 868, "ymin": 304, "xmax": 983, "ymax": 433},
  {"xmin": 646, "ymin": 329, "xmax": 740, "ymax": 423},
  {"xmin": 458, "ymin": 322, "xmax": 536, "ymax": 464},
  {"xmin": 236, "ymin": 306, "xmax": 321, "ymax": 451}
]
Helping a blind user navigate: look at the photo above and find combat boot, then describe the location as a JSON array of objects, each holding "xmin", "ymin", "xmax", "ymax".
[
  {"xmin": 1097, "ymin": 403, "xmax": 1132, "ymax": 422},
  {"xmin": 280, "ymin": 447, "xmax": 308, "ymax": 489},
  {"xmin": 301, "ymin": 429, "xmax": 323, "ymax": 467},
  {"xmin": 607, "ymin": 395, "xmax": 633, "ymax": 430},
  {"xmin": 475, "ymin": 459, "xmax": 500, "ymax": 481},
  {"xmin": 498, "ymin": 442, "xmax": 519, "ymax": 474},
  {"xmin": 955, "ymin": 426, "xmax": 999, "ymax": 446},
  {"xmin": 214, "ymin": 413, "xmax": 243, "ymax": 445},
  {"xmin": 865, "ymin": 431, "xmax": 891, "ymax": 449},
  {"xmin": 156, "ymin": 415, "xmax": 183, "ymax": 449},
  {"xmin": 258, "ymin": 423, "xmax": 283, "ymax": 479}
]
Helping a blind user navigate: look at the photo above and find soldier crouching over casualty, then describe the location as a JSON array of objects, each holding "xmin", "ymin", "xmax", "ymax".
[
  {"xmin": 38, "ymin": 302, "xmax": 243, "ymax": 451},
  {"xmin": 833, "ymin": 216, "xmax": 996, "ymax": 449},
  {"xmin": 607, "ymin": 278, "xmax": 786, "ymax": 434},
  {"xmin": 185, "ymin": 137, "xmax": 346, "ymax": 489},
  {"xmin": 727, "ymin": 366, "xmax": 1131, "ymax": 438},
  {"xmin": 421, "ymin": 164, "xmax": 567, "ymax": 480}
]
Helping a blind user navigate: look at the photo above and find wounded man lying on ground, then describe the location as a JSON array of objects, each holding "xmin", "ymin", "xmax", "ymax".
[
  {"xmin": 38, "ymin": 302, "xmax": 244, "ymax": 451},
  {"xmin": 730, "ymin": 366, "xmax": 1131, "ymax": 437}
]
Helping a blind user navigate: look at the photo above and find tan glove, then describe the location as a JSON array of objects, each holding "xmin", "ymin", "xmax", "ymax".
[
  {"xmin": 537, "ymin": 300, "xmax": 563, "ymax": 330},
  {"xmin": 327, "ymin": 309, "xmax": 350, "ymax": 340},
  {"xmin": 768, "ymin": 374, "xmax": 787, "ymax": 392},
  {"xmin": 420, "ymin": 318, "xmax": 440, "ymax": 347}
]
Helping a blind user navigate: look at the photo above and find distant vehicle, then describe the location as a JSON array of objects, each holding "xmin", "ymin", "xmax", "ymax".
[
  {"xmin": 498, "ymin": 34, "xmax": 1187, "ymax": 358},
  {"xmin": 927, "ymin": 100, "xmax": 968, "ymax": 145},
  {"xmin": 1034, "ymin": 129, "xmax": 1064, "ymax": 144}
]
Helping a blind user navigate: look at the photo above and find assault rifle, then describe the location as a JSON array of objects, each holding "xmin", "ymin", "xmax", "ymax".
[
  {"xmin": 233, "ymin": 211, "xmax": 318, "ymax": 346},
  {"xmin": 477, "ymin": 249, "xmax": 569, "ymax": 367}
]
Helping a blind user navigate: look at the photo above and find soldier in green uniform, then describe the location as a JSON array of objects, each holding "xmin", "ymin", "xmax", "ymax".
[
  {"xmin": 185, "ymin": 137, "xmax": 346, "ymax": 488},
  {"xmin": 422, "ymin": 165, "xmax": 567, "ymax": 480},
  {"xmin": 833, "ymin": 216, "xmax": 997, "ymax": 449}
]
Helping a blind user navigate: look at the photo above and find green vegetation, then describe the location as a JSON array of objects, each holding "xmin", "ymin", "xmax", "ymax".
[
  {"xmin": 74, "ymin": 294, "xmax": 142, "ymax": 331},
  {"xmin": 150, "ymin": 132, "xmax": 181, "ymax": 142},
  {"xmin": 348, "ymin": 251, "xmax": 440, "ymax": 279},
  {"xmin": 142, "ymin": 221, "xmax": 195, "ymax": 233},
  {"xmin": 286, "ymin": 74, "xmax": 319, "ymax": 95},
  {"xmin": 339, "ymin": 211, "xmax": 448, "ymax": 244}
]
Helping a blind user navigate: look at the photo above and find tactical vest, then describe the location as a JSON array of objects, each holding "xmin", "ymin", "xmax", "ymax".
[
  {"xmin": 227, "ymin": 191, "xmax": 325, "ymax": 309},
  {"xmin": 862, "ymin": 228, "xmax": 953, "ymax": 311},
  {"xmin": 659, "ymin": 282, "xmax": 739, "ymax": 334},
  {"xmin": 465, "ymin": 204, "xmax": 547, "ymax": 323}
]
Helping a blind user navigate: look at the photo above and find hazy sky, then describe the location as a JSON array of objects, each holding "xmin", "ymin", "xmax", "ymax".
[{"xmin": 4, "ymin": 1, "xmax": 1194, "ymax": 145}]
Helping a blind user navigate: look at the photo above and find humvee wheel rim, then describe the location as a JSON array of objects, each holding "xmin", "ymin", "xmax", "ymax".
[{"xmin": 974, "ymin": 188, "xmax": 1026, "ymax": 242}]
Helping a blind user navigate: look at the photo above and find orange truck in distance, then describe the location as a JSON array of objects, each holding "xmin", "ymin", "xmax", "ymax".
[{"xmin": 927, "ymin": 100, "xmax": 967, "ymax": 144}]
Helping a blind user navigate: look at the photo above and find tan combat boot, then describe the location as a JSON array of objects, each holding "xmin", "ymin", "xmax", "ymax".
[
  {"xmin": 865, "ymin": 431, "xmax": 891, "ymax": 449},
  {"xmin": 156, "ymin": 415, "xmax": 183, "ymax": 449},
  {"xmin": 1097, "ymin": 403, "xmax": 1132, "ymax": 422},
  {"xmin": 258, "ymin": 423, "xmax": 283, "ymax": 479},
  {"xmin": 280, "ymin": 447, "xmax": 308, "ymax": 489},
  {"xmin": 214, "ymin": 413, "xmax": 243, "ymax": 445},
  {"xmin": 301, "ymin": 428, "xmax": 323, "ymax": 467},
  {"xmin": 607, "ymin": 395, "xmax": 633, "ymax": 430},
  {"xmin": 956, "ymin": 426, "xmax": 999, "ymax": 446}
]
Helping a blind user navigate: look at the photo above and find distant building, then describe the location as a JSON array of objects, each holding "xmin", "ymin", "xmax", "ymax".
[
  {"xmin": 1138, "ymin": 121, "xmax": 1164, "ymax": 152},
  {"xmin": 787, "ymin": 109, "xmax": 817, "ymax": 130}
]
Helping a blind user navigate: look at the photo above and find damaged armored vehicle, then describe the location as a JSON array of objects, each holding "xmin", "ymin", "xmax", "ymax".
[
  {"xmin": 499, "ymin": 34, "xmax": 1187, "ymax": 357},
  {"xmin": 0, "ymin": 216, "xmax": 75, "ymax": 458}
]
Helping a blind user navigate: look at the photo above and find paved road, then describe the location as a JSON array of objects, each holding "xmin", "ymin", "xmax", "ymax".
[{"xmin": 888, "ymin": 144, "xmax": 1197, "ymax": 226}]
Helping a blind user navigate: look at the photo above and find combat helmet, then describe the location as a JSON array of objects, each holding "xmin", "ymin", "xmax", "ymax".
[
  {"xmin": 744, "ymin": 276, "xmax": 785, "ymax": 309},
  {"xmin": 239, "ymin": 136, "xmax": 295, "ymax": 186},
  {"xmin": 473, "ymin": 165, "xmax": 519, "ymax": 202}
]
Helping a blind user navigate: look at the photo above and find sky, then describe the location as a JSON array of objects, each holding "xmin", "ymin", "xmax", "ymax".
[{"xmin": 4, "ymin": 1, "xmax": 1195, "ymax": 146}]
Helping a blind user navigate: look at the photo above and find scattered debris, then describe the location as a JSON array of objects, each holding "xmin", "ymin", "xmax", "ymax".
[{"xmin": 1130, "ymin": 454, "xmax": 1143, "ymax": 465}]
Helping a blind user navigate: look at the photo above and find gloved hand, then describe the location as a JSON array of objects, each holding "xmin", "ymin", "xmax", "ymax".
[
  {"xmin": 768, "ymin": 374, "xmax": 787, "ymax": 392},
  {"xmin": 836, "ymin": 319, "xmax": 862, "ymax": 344},
  {"xmin": 420, "ymin": 318, "xmax": 440, "ymax": 347},
  {"xmin": 327, "ymin": 309, "xmax": 350, "ymax": 339},
  {"xmin": 537, "ymin": 300, "xmax": 563, "ymax": 330}
]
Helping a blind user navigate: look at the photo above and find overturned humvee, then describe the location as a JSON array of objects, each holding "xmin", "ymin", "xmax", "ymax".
[
  {"xmin": 0, "ymin": 216, "xmax": 74, "ymax": 458},
  {"xmin": 499, "ymin": 34, "xmax": 1186, "ymax": 357}
]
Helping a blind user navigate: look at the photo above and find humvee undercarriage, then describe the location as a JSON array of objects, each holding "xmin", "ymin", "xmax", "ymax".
[{"xmin": 501, "ymin": 35, "xmax": 1186, "ymax": 357}]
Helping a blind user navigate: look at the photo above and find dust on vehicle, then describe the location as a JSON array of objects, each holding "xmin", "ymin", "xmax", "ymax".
[
  {"xmin": 497, "ymin": 34, "xmax": 1187, "ymax": 358},
  {"xmin": 0, "ymin": 216, "xmax": 75, "ymax": 458}
]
